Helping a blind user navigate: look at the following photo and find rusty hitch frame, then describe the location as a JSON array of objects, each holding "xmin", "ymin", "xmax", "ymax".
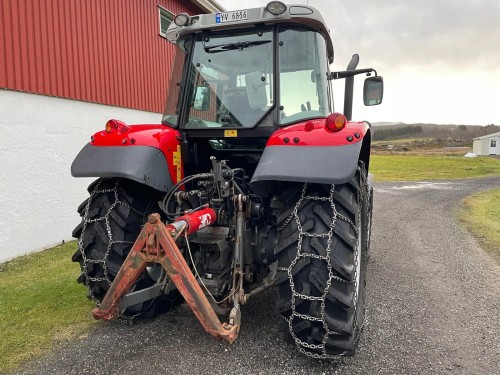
[{"xmin": 92, "ymin": 212, "xmax": 240, "ymax": 344}]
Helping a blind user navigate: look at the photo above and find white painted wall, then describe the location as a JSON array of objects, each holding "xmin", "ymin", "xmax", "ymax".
[
  {"xmin": 0, "ymin": 89, "xmax": 162, "ymax": 262},
  {"xmin": 472, "ymin": 139, "xmax": 484, "ymax": 155}
]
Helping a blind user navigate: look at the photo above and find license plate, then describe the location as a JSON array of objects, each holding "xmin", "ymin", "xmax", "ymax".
[{"xmin": 216, "ymin": 10, "xmax": 248, "ymax": 23}]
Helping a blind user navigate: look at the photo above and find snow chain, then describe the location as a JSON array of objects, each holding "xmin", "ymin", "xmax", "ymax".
[
  {"xmin": 77, "ymin": 178, "xmax": 152, "ymax": 322},
  {"xmin": 277, "ymin": 166, "xmax": 367, "ymax": 359}
]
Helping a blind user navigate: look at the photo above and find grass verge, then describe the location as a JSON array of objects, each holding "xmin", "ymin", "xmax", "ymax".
[
  {"xmin": 370, "ymin": 155, "xmax": 500, "ymax": 181},
  {"xmin": 458, "ymin": 189, "xmax": 500, "ymax": 264},
  {"xmin": 0, "ymin": 241, "xmax": 97, "ymax": 373}
]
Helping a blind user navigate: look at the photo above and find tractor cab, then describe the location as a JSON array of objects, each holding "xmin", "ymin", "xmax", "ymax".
[
  {"xmin": 161, "ymin": 2, "xmax": 382, "ymax": 176},
  {"xmin": 162, "ymin": 3, "xmax": 334, "ymax": 135}
]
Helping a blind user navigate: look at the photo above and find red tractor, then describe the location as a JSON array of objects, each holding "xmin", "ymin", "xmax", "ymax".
[{"xmin": 71, "ymin": 2, "xmax": 383, "ymax": 358}]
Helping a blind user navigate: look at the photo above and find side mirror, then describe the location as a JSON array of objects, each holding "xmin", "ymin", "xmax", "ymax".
[
  {"xmin": 245, "ymin": 71, "xmax": 268, "ymax": 109},
  {"xmin": 363, "ymin": 76, "xmax": 383, "ymax": 106},
  {"xmin": 193, "ymin": 86, "xmax": 210, "ymax": 111}
]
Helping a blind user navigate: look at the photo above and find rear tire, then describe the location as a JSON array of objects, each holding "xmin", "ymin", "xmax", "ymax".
[
  {"xmin": 275, "ymin": 169, "xmax": 369, "ymax": 357},
  {"xmin": 72, "ymin": 178, "xmax": 181, "ymax": 318}
]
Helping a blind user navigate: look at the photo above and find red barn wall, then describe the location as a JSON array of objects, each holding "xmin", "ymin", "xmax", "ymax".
[{"xmin": 0, "ymin": 0, "xmax": 203, "ymax": 113}]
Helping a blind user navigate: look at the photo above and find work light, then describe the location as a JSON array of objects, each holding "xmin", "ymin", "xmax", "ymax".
[
  {"xmin": 174, "ymin": 13, "xmax": 190, "ymax": 26},
  {"xmin": 266, "ymin": 1, "xmax": 287, "ymax": 15}
]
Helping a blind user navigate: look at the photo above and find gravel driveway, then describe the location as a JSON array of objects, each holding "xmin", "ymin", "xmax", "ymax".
[{"xmin": 15, "ymin": 177, "xmax": 500, "ymax": 375}]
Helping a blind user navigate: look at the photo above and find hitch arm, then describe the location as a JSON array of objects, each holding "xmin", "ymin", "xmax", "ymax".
[{"xmin": 93, "ymin": 212, "xmax": 240, "ymax": 344}]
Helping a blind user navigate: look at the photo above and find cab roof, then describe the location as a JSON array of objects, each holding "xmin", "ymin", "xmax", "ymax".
[{"xmin": 166, "ymin": 3, "xmax": 334, "ymax": 63}]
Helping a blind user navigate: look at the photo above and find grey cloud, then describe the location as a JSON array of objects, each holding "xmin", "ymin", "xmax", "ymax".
[
  {"xmin": 218, "ymin": 0, "xmax": 500, "ymax": 71},
  {"xmin": 319, "ymin": 0, "xmax": 500, "ymax": 70}
]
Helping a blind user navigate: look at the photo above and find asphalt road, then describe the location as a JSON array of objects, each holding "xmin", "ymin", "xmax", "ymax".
[{"xmin": 15, "ymin": 177, "xmax": 500, "ymax": 375}]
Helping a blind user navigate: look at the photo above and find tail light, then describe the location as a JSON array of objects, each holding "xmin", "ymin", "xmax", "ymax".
[
  {"xmin": 325, "ymin": 112, "xmax": 347, "ymax": 132},
  {"xmin": 105, "ymin": 119, "xmax": 128, "ymax": 133},
  {"xmin": 304, "ymin": 121, "xmax": 315, "ymax": 132}
]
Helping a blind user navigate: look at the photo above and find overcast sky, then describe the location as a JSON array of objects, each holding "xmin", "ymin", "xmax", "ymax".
[{"xmin": 215, "ymin": 0, "xmax": 500, "ymax": 125}]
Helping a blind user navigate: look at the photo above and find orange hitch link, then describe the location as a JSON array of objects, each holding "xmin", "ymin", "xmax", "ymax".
[{"xmin": 92, "ymin": 209, "xmax": 240, "ymax": 344}]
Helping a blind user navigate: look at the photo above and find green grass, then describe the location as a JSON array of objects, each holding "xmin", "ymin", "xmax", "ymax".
[
  {"xmin": 0, "ymin": 242, "xmax": 97, "ymax": 372},
  {"xmin": 459, "ymin": 189, "xmax": 500, "ymax": 264},
  {"xmin": 370, "ymin": 155, "xmax": 500, "ymax": 181}
]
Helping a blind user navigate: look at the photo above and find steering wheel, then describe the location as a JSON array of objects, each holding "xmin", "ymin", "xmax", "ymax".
[{"xmin": 186, "ymin": 117, "xmax": 207, "ymax": 128}]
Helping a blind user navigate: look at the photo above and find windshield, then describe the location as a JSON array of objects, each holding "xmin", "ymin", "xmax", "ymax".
[
  {"xmin": 278, "ymin": 28, "xmax": 330, "ymax": 125},
  {"xmin": 183, "ymin": 28, "xmax": 274, "ymax": 129}
]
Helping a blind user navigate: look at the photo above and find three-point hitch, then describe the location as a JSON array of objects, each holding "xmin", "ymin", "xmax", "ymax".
[{"xmin": 92, "ymin": 208, "xmax": 241, "ymax": 344}]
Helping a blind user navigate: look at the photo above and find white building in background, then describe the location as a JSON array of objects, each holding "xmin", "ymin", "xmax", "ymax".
[{"xmin": 472, "ymin": 132, "xmax": 500, "ymax": 156}]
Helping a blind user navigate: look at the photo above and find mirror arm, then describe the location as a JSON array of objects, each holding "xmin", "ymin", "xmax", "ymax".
[{"xmin": 330, "ymin": 68, "xmax": 377, "ymax": 80}]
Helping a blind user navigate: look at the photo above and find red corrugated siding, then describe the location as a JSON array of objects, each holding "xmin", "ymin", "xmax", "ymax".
[{"xmin": 0, "ymin": 0, "xmax": 204, "ymax": 113}]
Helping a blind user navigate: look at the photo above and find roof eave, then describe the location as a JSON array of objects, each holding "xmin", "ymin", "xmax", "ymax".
[
  {"xmin": 190, "ymin": 0, "xmax": 225, "ymax": 13},
  {"xmin": 473, "ymin": 131, "xmax": 500, "ymax": 140}
]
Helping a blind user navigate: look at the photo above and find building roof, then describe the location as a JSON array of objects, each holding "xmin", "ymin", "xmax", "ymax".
[
  {"xmin": 190, "ymin": 0, "xmax": 225, "ymax": 13},
  {"xmin": 473, "ymin": 131, "xmax": 500, "ymax": 140}
]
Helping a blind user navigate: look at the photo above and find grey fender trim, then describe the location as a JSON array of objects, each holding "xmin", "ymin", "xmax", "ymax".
[
  {"xmin": 71, "ymin": 143, "xmax": 174, "ymax": 192},
  {"xmin": 250, "ymin": 142, "xmax": 362, "ymax": 195}
]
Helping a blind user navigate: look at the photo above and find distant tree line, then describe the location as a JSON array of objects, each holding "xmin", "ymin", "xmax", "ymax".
[
  {"xmin": 372, "ymin": 123, "xmax": 500, "ymax": 142},
  {"xmin": 373, "ymin": 125, "xmax": 423, "ymax": 140}
]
